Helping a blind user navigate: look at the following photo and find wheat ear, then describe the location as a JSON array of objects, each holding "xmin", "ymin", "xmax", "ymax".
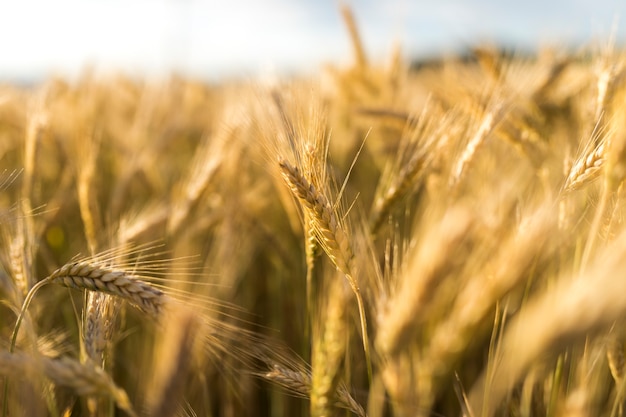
[
  {"xmin": 265, "ymin": 364, "xmax": 367, "ymax": 417},
  {"xmin": 279, "ymin": 159, "xmax": 372, "ymax": 381},
  {"xmin": 11, "ymin": 261, "xmax": 167, "ymax": 356},
  {"xmin": 311, "ymin": 278, "xmax": 348, "ymax": 417},
  {"xmin": 450, "ymin": 104, "xmax": 502, "ymax": 187},
  {"xmin": 48, "ymin": 261, "xmax": 165, "ymax": 318},
  {"xmin": 563, "ymin": 139, "xmax": 606, "ymax": 192},
  {"xmin": 369, "ymin": 150, "xmax": 428, "ymax": 234},
  {"xmin": 0, "ymin": 351, "xmax": 136, "ymax": 416},
  {"xmin": 340, "ymin": 4, "xmax": 367, "ymax": 70},
  {"xmin": 83, "ymin": 291, "xmax": 120, "ymax": 365}
]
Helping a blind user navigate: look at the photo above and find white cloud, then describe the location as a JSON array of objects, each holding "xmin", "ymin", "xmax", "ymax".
[{"xmin": 0, "ymin": 0, "xmax": 625, "ymax": 80}]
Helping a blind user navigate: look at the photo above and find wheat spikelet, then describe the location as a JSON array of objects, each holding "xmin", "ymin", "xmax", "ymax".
[
  {"xmin": 368, "ymin": 101, "xmax": 440, "ymax": 234},
  {"xmin": 532, "ymin": 55, "xmax": 571, "ymax": 102},
  {"xmin": 9, "ymin": 229, "xmax": 29, "ymax": 300},
  {"xmin": 48, "ymin": 260, "xmax": 166, "ymax": 319},
  {"xmin": 604, "ymin": 82, "xmax": 626, "ymax": 190},
  {"xmin": 167, "ymin": 129, "xmax": 226, "ymax": 236},
  {"xmin": 76, "ymin": 131, "xmax": 102, "ymax": 254},
  {"xmin": 341, "ymin": 4, "xmax": 367, "ymax": 70},
  {"xmin": 369, "ymin": 150, "xmax": 428, "ymax": 234}
]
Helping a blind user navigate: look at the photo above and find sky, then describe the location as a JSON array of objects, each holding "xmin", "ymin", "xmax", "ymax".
[{"xmin": 0, "ymin": 0, "xmax": 625, "ymax": 82}]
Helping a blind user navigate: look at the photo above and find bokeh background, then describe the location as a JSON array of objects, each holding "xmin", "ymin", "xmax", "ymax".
[{"xmin": 1, "ymin": 0, "xmax": 625, "ymax": 82}]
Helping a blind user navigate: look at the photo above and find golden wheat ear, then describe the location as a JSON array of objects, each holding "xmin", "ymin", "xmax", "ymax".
[
  {"xmin": 10, "ymin": 255, "xmax": 170, "ymax": 357},
  {"xmin": 278, "ymin": 158, "xmax": 372, "ymax": 381},
  {"xmin": 0, "ymin": 351, "xmax": 137, "ymax": 417}
]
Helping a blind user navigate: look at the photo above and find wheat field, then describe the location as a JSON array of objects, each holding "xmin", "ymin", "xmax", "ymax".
[{"xmin": 2, "ymin": 8, "xmax": 626, "ymax": 417}]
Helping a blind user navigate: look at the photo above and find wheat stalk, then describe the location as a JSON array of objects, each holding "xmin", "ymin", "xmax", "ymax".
[
  {"xmin": 369, "ymin": 149, "xmax": 428, "ymax": 234},
  {"xmin": 148, "ymin": 309, "xmax": 200, "ymax": 417}
]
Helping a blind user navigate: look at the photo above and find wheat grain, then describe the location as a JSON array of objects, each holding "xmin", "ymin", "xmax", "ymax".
[{"xmin": 369, "ymin": 150, "xmax": 427, "ymax": 234}]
